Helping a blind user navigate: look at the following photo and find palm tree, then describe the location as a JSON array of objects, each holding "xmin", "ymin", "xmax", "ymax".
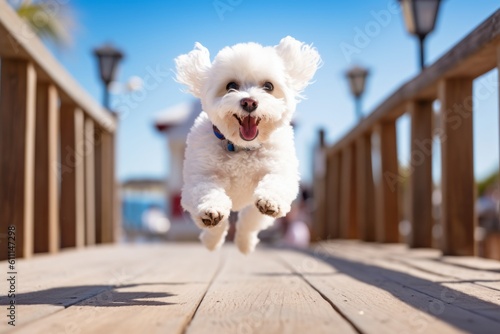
[{"xmin": 9, "ymin": 0, "xmax": 73, "ymax": 47}]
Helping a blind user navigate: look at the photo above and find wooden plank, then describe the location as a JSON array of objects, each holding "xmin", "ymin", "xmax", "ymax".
[
  {"xmin": 356, "ymin": 133, "xmax": 375, "ymax": 241},
  {"xmin": 34, "ymin": 82, "xmax": 60, "ymax": 254},
  {"xmin": 327, "ymin": 241, "xmax": 500, "ymax": 291},
  {"xmin": 280, "ymin": 246, "xmax": 500, "ymax": 334},
  {"xmin": 59, "ymin": 105, "xmax": 85, "ymax": 249},
  {"xmin": 186, "ymin": 247, "xmax": 357, "ymax": 334},
  {"xmin": 339, "ymin": 145, "xmax": 358, "ymax": 239},
  {"xmin": 325, "ymin": 152, "xmax": 341, "ymax": 239},
  {"xmin": 0, "ymin": 1, "xmax": 117, "ymax": 132},
  {"xmin": 84, "ymin": 118, "xmax": 96, "ymax": 245},
  {"xmin": 438, "ymin": 78, "xmax": 475, "ymax": 256},
  {"xmin": 373, "ymin": 121, "xmax": 399, "ymax": 243},
  {"xmin": 0, "ymin": 59, "xmax": 36, "ymax": 259},
  {"xmin": 409, "ymin": 100, "xmax": 434, "ymax": 248},
  {"xmin": 315, "ymin": 242, "xmax": 500, "ymax": 322},
  {"xmin": 9, "ymin": 245, "xmax": 221, "ymax": 334},
  {"xmin": 327, "ymin": 10, "xmax": 500, "ymax": 156},
  {"xmin": 0, "ymin": 245, "xmax": 184, "ymax": 331}
]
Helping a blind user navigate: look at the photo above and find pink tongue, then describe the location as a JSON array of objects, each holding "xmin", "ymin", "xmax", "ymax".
[{"xmin": 239, "ymin": 116, "xmax": 258, "ymax": 141}]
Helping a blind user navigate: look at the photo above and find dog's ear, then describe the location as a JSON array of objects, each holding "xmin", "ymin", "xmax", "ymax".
[
  {"xmin": 275, "ymin": 36, "xmax": 321, "ymax": 94},
  {"xmin": 175, "ymin": 42, "xmax": 211, "ymax": 98}
]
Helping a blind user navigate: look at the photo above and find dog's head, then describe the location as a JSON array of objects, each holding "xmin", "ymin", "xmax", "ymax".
[{"xmin": 175, "ymin": 36, "xmax": 321, "ymax": 147}]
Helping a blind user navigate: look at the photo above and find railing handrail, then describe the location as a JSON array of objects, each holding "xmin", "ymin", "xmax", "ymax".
[
  {"xmin": 329, "ymin": 9, "xmax": 500, "ymax": 155},
  {"xmin": 0, "ymin": 1, "xmax": 116, "ymax": 132}
]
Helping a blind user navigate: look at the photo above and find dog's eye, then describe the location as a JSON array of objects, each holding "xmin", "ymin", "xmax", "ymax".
[
  {"xmin": 226, "ymin": 82, "xmax": 239, "ymax": 92},
  {"xmin": 263, "ymin": 82, "xmax": 274, "ymax": 92}
]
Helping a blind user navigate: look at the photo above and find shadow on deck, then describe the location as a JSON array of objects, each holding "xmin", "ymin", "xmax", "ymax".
[{"xmin": 1, "ymin": 241, "xmax": 499, "ymax": 334}]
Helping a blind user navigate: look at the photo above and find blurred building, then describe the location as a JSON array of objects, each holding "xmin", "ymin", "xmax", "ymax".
[{"xmin": 154, "ymin": 100, "xmax": 201, "ymax": 240}]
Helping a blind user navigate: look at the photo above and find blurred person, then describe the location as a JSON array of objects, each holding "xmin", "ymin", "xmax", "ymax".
[
  {"xmin": 281, "ymin": 200, "xmax": 310, "ymax": 248},
  {"xmin": 142, "ymin": 205, "xmax": 171, "ymax": 234}
]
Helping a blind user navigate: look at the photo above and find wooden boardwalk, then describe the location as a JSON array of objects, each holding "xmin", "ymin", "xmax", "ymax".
[{"xmin": 1, "ymin": 241, "xmax": 499, "ymax": 334}]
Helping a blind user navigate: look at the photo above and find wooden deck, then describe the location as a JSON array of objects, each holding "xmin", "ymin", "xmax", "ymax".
[{"xmin": 2, "ymin": 241, "xmax": 499, "ymax": 334}]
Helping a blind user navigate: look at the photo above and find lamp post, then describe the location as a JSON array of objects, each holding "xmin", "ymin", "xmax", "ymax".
[
  {"xmin": 93, "ymin": 43, "xmax": 124, "ymax": 109},
  {"xmin": 346, "ymin": 66, "xmax": 369, "ymax": 121},
  {"xmin": 398, "ymin": 0, "xmax": 441, "ymax": 70}
]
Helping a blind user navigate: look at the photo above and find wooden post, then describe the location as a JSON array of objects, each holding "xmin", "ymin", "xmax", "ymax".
[
  {"xmin": 438, "ymin": 78, "xmax": 475, "ymax": 256},
  {"xmin": 409, "ymin": 100, "xmax": 434, "ymax": 248},
  {"xmin": 95, "ymin": 128, "xmax": 115, "ymax": 243},
  {"xmin": 356, "ymin": 133, "xmax": 375, "ymax": 241},
  {"xmin": 373, "ymin": 121, "xmax": 399, "ymax": 243},
  {"xmin": 84, "ymin": 118, "xmax": 96, "ymax": 245},
  {"xmin": 0, "ymin": 60, "xmax": 37, "ymax": 259},
  {"xmin": 339, "ymin": 145, "xmax": 358, "ymax": 239},
  {"xmin": 325, "ymin": 152, "xmax": 341, "ymax": 239},
  {"xmin": 34, "ymin": 82, "xmax": 60, "ymax": 253},
  {"xmin": 59, "ymin": 104, "xmax": 85, "ymax": 248},
  {"xmin": 324, "ymin": 153, "xmax": 340, "ymax": 239},
  {"xmin": 109, "ymin": 132, "xmax": 118, "ymax": 242},
  {"xmin": 312, "ymin": 130, "xmax": 326, "ymax": 241}
]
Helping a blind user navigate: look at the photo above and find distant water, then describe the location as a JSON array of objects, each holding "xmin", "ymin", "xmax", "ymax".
[{"xmin": 121, "ymin": 193, "xmax": 168, "ymax": 231}]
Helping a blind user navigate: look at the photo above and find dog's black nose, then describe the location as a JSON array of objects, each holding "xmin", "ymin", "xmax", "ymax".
[{"xmin": 240, "ymin": 98, "xmax": 258, "ymax": 113}]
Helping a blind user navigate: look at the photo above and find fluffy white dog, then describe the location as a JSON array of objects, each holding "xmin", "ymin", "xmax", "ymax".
[{"xmin": 175, "ymin": 36, "xmax": 320, "ymax": 254}]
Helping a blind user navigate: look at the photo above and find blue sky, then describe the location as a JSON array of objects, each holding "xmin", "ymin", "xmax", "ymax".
[{"xmin": 47, "ymin": 0, "xmax": 499, "ymax": 184}]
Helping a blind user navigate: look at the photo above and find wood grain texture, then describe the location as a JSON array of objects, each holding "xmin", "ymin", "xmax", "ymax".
[
  {"xmin": 1, "ymin": 243, "xmax": 500, "ymax": 333},
  {"xmin": 373, "ymin": 121, "xmax": 399, "ymax": 243},
  {"xmin": 409, "ymin": 100, "xmax": 434, "ymax": 248},
  {"xmin": 59, "ymin": 105, "xmax": 85, "ymax": 249},
  {"xmin": 281, "ymin": 243, "xmax": 500, "ymax": 334},
  {"xmin": 0, "ymin": 59, "xmax": 36, "ymax": 259},
  {"xmin": 186, "ymin": 247, "xmax": 357, "ymax": 334},
  {"xmin": 34, "ymin": 82, "xmax": 60, "ymax": 254},
  {"xmin": 10, "ymin": 245, "xmax": 222, "ymax": 334},
  {"xmin": 438, "ymin": 78, "xmax": 475, "ymax": 256},
  {"xmin": 356, "ymin": 134, "xmax": 375, "ymax": 241},
  {"xmin": 0, "ymin": 245, "xmax": 160, "ymax": 332}
]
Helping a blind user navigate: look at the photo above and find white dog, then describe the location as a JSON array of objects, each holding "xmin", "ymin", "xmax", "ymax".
[{"xmin": 175, "ymin": 36, "xmax": 320, "ymax": 254}]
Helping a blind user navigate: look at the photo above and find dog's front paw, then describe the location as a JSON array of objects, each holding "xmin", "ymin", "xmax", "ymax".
[
  {"xmin": 199, "ymin": 208, "xmax": 227, "ymax": 227},
  {"xmin": 255, "ymin": 198, "xmax": 283, "ymax": 218}
]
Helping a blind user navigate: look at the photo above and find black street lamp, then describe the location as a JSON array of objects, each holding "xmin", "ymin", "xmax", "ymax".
[
  {"xmin": 346, "ymin": 66, "xmax": 369, "ymax": 121},
  {"xmin": 399, "ymin": 0, "xmax": 442, "ymax": 70},
  {"xmin": 93, "ymin": 43, "xmax": 124, "ymax": 109}
]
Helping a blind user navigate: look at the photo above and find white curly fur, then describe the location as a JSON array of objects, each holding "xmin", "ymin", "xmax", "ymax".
[{"xmin": 175, "ymin": 36, "xmax": 321, "ymax": 254}]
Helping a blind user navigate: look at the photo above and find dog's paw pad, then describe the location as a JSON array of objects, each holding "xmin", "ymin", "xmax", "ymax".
[
  {"xmin": 255, "ymin": 198, "xmax": 281, "ymax": 218},
  {"xmin": 200, "ymin": 209, "xmax": 225, "ymax": 227}
]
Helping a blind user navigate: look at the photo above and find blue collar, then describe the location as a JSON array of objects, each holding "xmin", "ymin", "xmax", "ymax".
[{"xmin": 212, "ymin": 125, "xmax": 260, "ymax": 152}]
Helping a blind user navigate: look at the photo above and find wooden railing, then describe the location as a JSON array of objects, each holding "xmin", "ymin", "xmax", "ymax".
[
  {"xmin": 313, "ymin": 10, "xmax": 500, "ymax": 258},
  {"xmin": 0, "ymin": 1, "xmax": 117, "ymax": 259}
]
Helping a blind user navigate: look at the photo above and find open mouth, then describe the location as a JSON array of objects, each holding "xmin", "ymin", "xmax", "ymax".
[{"xmin": 233, "ymin": 115, "xmax": 260, "ymax": 141}]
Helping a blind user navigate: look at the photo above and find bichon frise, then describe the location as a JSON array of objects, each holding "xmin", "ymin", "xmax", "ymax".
[{"xmin": 175, "ymin": 36, "xmax": 320, "ymax": 254}]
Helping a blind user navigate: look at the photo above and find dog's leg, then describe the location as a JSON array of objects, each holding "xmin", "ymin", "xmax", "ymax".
[
  {"xmin": 182, "ymin": 182, "xmax": 232, "ymax": 229},
  {"xmin": 254, "ymin": 173, "xmax": 298, "ymax": 219},
  {"xmin": 199, "ymin": 219, "xmax": 229, "ymax": 251},
  {"xmin": 235, "ymin": 205, "xmax": 274, "ymax": 254}
]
